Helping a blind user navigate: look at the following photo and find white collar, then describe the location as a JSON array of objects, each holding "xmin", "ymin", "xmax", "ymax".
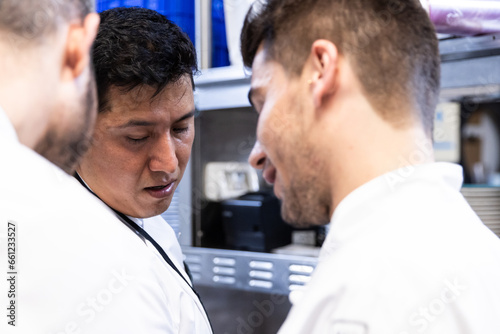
[
  {"xmin": 127, "ymin": 216, "xmax": 145, "ymax": 228},
  {"xmin": 0, "ymin": 106, "xmax": 19, "ymax": 143},
  {"xmin": 320, "ymin": 162, "xmax": 463, "ymax": 260}
]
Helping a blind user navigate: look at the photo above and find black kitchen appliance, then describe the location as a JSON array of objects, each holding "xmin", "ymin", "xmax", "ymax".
[{"xmin": 221, "ymin": 192, "xmax": 292, "ymax": 252}]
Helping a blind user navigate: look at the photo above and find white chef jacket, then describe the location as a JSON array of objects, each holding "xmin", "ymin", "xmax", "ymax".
[
  {"xmin": 0, "ymin": 107, "xmax": 212, "ymax": 334},
  {"xmin": 130, "ymin": 215, "xmax": 191, "ymax": 283},
  {"xmin": 278, "ymin": 163, "xmax": 500, "ymax": 334}
]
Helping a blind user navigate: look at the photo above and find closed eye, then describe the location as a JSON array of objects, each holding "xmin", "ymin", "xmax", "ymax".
[
  {"xmin": 126, "ymin": 136, "xmax": 149, "ymax": 144},
  {"xmin": 173, "ymin": 127, "xmax": 189, "ymax": 134}
]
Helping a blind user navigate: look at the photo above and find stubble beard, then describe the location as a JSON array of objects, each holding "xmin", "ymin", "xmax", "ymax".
[
  {"xmin": 279, "ymin": 137, "xmax": 331, "ymax": 228},
  {"xmin": 34, "ymin": 71, "xmax": 97, "ymax": 174},
  {"xmin": 280, "ymin": 161, "xmax": 331, "ymax": 228},
  {"xmin": 275, "ymin": 92, "xmax": 332, "ymax": 228}
]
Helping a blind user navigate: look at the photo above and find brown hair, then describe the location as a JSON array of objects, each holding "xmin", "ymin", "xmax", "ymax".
[
  {"xmin": 241, "ymin": 0, "xmax": 440, "ymax": 135},
  {"xmin": 0, "ymin": 0, "xmax": 94, "ymax": 42}
]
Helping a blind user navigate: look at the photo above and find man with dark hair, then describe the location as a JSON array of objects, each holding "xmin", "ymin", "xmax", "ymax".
[
  {"xmin": 75, "ymin": 7, "xmax": 212, "ymax": 333},
  {"xmin": 0, "ymin": 2, "xmax": 203, "ymax": 333},
  {"xmin": 241, "ymin": 0, "xmax": 500, "ymax": 333}
]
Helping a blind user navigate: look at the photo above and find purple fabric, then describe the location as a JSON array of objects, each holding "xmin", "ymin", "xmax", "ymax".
[{"xmin": 429, "ymin": 0, "xmax": 500, "ymax": 35}]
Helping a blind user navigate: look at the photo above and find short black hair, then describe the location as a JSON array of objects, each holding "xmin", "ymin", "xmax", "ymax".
[
  {"xmin": 93, "ymin": 7, "xmax": 198, "ymax": 112},
  {"xmin": 0, "ymin": 0, "xmax": 93, "ymax": 42},
  {"xmin": 241, "ymin": 0, "xmax": 440, "ymax": 136}
]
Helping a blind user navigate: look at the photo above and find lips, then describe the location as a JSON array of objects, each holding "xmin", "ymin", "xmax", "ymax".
[
  {"xmin": 263, "ymin": 165, "xmax": 277, "ymax": 185},
  {"xmin": 144, "ymin": 181, "xmax": 176, "ymax": 199},
  {"xmin": 263, "ymin": 165, "xmax": 283, "ymax": 199}
]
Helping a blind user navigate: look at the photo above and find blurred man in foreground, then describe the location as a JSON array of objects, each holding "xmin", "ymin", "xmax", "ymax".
[
  {"xmin": 0, "ymin": 1, "xmax": 201, "ymax": 332},
  {"xmin": 241, "ymin": 0, "xmax": 500, "ymax": 333}
]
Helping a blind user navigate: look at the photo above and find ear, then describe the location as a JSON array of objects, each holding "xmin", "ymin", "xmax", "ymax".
[
  {"xmin": 309, "ymin": 40, "xmax": 339, "ymax": 108},
  {"xmin": 61, "ymin": 13, "xmax": 100, "ymax": 81}
]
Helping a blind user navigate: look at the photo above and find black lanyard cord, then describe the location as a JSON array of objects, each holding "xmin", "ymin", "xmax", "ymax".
[
  {"xmin": 74, "ymin": 173, "xmax": 213, "ymax": 332},
  {"xmin": 111, "ymin": 209, "xmax": 193, "ymax": 288}
]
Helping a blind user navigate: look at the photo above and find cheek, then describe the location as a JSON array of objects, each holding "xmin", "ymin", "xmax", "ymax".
[
  {"xmin": 257, "ymin": 109, "xmax": 285, "ymax": 152},
  {"xmin": 177, "ymin": 146, "xmax": 191, "ymax": 168},
  {"xmin": 256, "ymin": 111, "xmax": 273, "ymax": 146},
  {"xmin": 176, "ymin": 133, "xmax": 194, "ymax": 167},
  {"xmin": 90, "ymin": 139, "xmax": 143, "ymax": 180}
]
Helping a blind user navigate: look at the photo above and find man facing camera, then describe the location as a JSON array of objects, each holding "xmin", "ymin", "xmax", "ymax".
[{"xmin": 75, "ymin": 7, "xmax": 212, "ymax": 333}]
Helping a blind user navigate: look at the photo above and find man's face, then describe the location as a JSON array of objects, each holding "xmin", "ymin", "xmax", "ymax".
[
  {"xmin": 77, "ymin": 75, "xmax": 195, "ymax": 218},
  {"xmin": 248, "ymin": 48, "xmax": 331, "ymax": 227},
  {"xmin": 35, "ymin": 67, "xmax": 97, "ymax": 174}
]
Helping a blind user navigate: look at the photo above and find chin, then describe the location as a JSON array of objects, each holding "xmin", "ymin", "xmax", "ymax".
[
  {"xmin": 132, "ymin": 195, "xmax": 173, "ymax": 218},
  {"xmin": 132, "ymin": 209, "xmax": 162, "ymax": 219},
  {"xmin": 283, "ymin": 215, "xmax": 314, "ymax": 229},
  {"xmin": 281, "ymin": 201, "xmax": 328, "ymax": 228},
  {"xmin": 281, "ymin": 205, "xmax": 302, "ymax": 227},
  {"xmin": 145, "ymin": 202, "xmax": 172, "ymax": 218}
]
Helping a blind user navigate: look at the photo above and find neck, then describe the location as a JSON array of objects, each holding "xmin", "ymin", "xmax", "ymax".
[
  {"xmin": 0, "ymin": 84, "xmax": 49, "ymax": 149},
  {"xmin": 324, "ymin": 98, "xmax": 434, "ymax": 214},
  {"xmin": 0, "ymin": 41, "xmax": 59, "ymax": 149}
]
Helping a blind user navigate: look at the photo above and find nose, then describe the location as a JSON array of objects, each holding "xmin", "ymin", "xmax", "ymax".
[
  {"xmin": 248, "ymin": 141, "xmax": 266, "ymax": 170},
  {"xmin": 149, "ymin": 133, "xmax": 178, "ymax": 174}
]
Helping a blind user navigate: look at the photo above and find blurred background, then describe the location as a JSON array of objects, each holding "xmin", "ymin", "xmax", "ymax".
[{"xmin": 96, "ymin": 1, "xmax": 500, "ymax": 333}]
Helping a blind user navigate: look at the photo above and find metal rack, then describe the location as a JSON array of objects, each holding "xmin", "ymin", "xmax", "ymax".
[
  {"xmin": 440, "ymin": 34, "xmax": 500, "ymax": 102},
  {"xmin": 180, "ymin": 34, "xmax": 500, "ymax": 294},
  {"xmin": 183, "ymin": 247, "xmax": 317, "ymax": 295},
  {"xmin": 194, "ymin": 34, "xmax": 500, "ymax": 109}
]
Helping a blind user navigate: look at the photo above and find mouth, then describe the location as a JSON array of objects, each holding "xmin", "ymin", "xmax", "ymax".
[
  {"xmin": 263, "ymin": 166, "xmax": 283, "ymax": 199},
  {"xmin": 144, "ymin": 181, "xmax": 176, "ymax": 199},
  {"xmin": 262, "ymin": 166, "xmax": 277, "ymax": 185}
]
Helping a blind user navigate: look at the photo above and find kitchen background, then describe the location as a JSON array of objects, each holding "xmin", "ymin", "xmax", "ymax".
[{"xmin": 97, "ymin": 1, "xmax": 500, "ymax": 332}]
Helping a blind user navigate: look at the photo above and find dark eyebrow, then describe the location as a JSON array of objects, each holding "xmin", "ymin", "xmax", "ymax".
[
  {"xmin": 174, "ymin": 110, "xmax": 196, "ymax": 123},
  {"xmin": 115, "ymin": 110, "xmax": 195, "ymax": 129},
  {"xmin": 116, "ymin": 120, "xmax": 156, "ymax": 128}
]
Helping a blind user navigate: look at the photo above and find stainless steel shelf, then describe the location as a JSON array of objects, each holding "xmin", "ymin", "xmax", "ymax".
[
  {"xmin": 193, "ymin": 35, "xmax": 500, "ymax": 109},
  {"xmin": 187, "ymin": 34, "xmax": 500, "ymax": 295},
  {"xmin": 182, "ymin": 246, "xmax": 318, "ymax": 295},
  {"xmin": 439, "ymin": 34, "xmax": 500, "ymax": 61},
  {"xmin": 194, "ymin": 65, "xmax": 251, "ymax": 111}
]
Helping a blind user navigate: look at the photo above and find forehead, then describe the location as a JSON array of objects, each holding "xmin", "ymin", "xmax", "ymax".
[
  {"xmin": 103, "ymin": 76, "xmax": 194, "ymax": 122},
  {"xmin": 250, "ymin": 47, "xmax": 279, "ymax": 91}
]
